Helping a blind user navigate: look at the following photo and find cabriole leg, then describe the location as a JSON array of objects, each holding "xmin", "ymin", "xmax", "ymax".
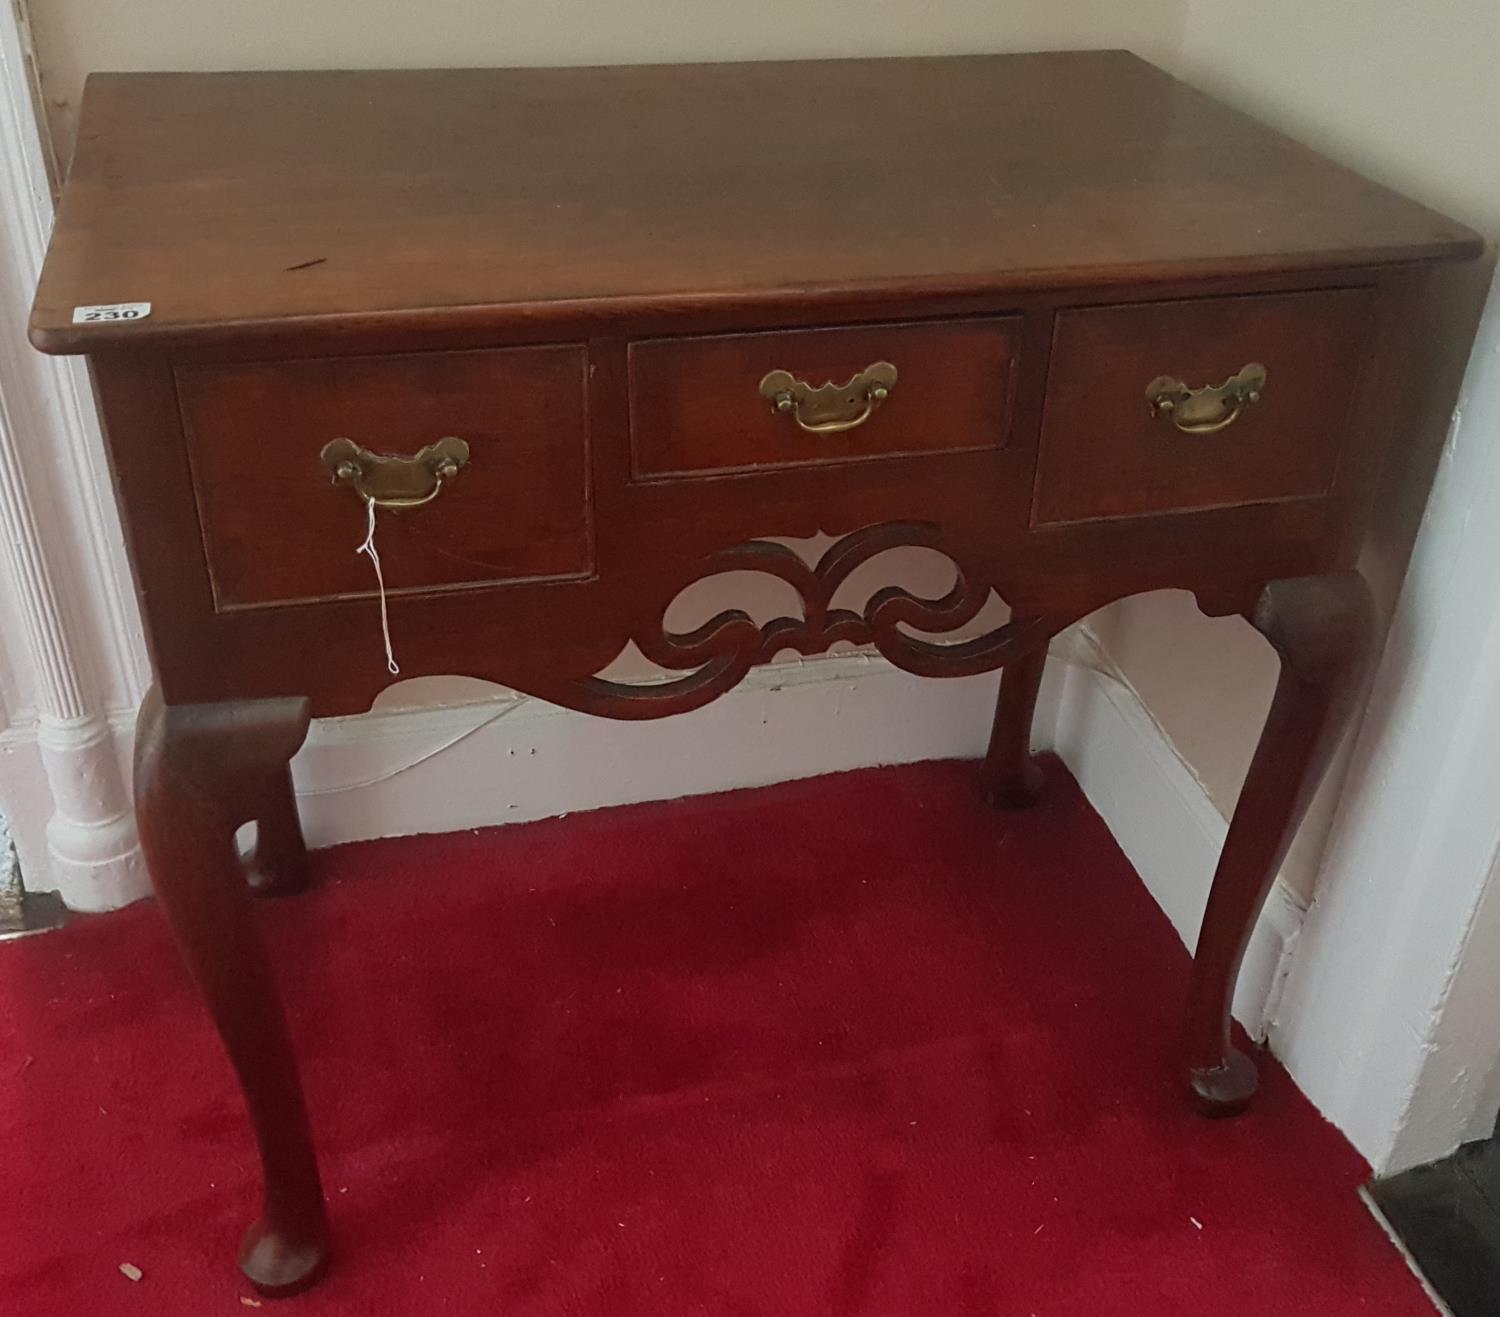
[
  {"xmin": 134, "ymin": 688, "xmax": 329, "ymax": 1294},
  {"xmin": 1184, "ymin": 572, "xmax": 1375, "ymax": 1115},
  {"xmin": 983, "ymin": 646, "xmax": 1048, "ymax": 809}
]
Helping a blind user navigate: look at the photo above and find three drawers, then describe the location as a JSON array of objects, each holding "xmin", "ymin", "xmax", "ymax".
[{"xmin": 174, "ymin": 290, "xmax": 1373, "ymax": 612}]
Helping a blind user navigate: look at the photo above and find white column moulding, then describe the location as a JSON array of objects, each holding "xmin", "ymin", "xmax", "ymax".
[{"xmin": 0, "ymin": 8, "xmax": 147, "ymax": 909}]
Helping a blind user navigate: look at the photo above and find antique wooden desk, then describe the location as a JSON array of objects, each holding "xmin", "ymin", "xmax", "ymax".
[{"xmin": 31, "ymin": 52, "xmax": 1481, "ymax": 1294}]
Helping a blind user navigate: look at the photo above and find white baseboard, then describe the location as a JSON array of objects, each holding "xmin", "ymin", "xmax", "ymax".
[
  {"xmin": 1, "ymin": 650, "xmax": 1043, "ymax": 910},
  {"xmin": 1048, "ymin": 626, "xmax": 1305, "ymax": 1039},
  {"xmin": 290, "ymin": 652, "xmax": 1015, "ymax": 851}
]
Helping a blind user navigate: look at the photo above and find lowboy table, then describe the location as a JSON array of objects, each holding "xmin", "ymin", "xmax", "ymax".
[{"xmin": 31, "ymin": 52, "xmax": 1481, "ymax": 1294}]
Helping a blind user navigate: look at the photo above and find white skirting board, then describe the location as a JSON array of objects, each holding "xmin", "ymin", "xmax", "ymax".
[
  {"xmin": 14, "ymin": 652, "xmax": 1018, "ymax": 907},
  {"xmin": 288, "ymin": 653, "xmax": 1025, "ymax": 850},
  {"xmin": 1047, "ymin": 626, "xmax": 1306, "ymax": 1040}
]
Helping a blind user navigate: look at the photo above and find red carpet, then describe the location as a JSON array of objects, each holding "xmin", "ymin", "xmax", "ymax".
[{"xmin": 2, "ymin": 758, "xmax": 1431, "ymax": 1315}]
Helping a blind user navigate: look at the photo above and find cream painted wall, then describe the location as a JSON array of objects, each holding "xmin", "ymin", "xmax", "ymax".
[
  {"xmin": 25, "ymin": 0, "xmax": 1188, "ymax": 158},
  {"xmin": 1181, "ymin": 1, "xmax": 1500, "ymax": 235}
]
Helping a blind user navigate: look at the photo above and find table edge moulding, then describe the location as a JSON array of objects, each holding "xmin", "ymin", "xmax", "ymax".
[{"xmin": 30, "ymin": 50, "xmax": 1484, "ymax": 1295}]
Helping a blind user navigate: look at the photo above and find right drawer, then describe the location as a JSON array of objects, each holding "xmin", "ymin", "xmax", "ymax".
[{"xmin": 1033, "ymin": 288, "xmax": 1375, "ymax": 526}]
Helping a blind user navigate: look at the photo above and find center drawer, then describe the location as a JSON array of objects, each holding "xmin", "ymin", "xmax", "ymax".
[
  {"xmin": 628, "ymin": 318, "xmax": 1021, "ymax": 479},
  {"xmin": 177, "ymin": 345, "xmax": 592, "ymax": 610}
]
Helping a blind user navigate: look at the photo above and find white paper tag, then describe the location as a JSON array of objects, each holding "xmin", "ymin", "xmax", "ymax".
[{"xmin": 72, "ymin": 301, "xmax": 152, "ymax": 325}]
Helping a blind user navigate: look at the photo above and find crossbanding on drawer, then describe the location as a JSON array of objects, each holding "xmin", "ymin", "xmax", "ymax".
[
  {"xmin": 629, "ymin": 317, "xmax": 1021, "ymax": 479},
  {"xmin": 1033, "ymin": 288, "xmax": 1374, "ymax": 526},
  {"xmin": 177, "ymin": 345, "xmax": 593, "ymax": 609}
]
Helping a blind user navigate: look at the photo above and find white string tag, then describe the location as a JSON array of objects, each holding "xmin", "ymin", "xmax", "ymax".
[{"xmin": 356, "ymin": 498, "xmax": 400, "ymax": 675}]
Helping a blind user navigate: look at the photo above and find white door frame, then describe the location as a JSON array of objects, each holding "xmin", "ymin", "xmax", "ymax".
[{"xmin": 0, "ymin": 8, "xmax": 146, "ymax": 909}]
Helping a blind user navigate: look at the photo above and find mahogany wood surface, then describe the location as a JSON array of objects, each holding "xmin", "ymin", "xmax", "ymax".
[
  {"xmin": 30, "ymin": 53, "xmax": 1479, "ymax": 354},
  {"xmin": 30, "ymin": 52, "xmax": 1484, "ymax": 1293}
]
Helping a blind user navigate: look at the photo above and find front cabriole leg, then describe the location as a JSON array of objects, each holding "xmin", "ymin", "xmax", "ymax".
[
  {"xmin": 1183, "ymin": 572, "xmax": 1375, "ymax": 1115},
  {"xmin": 134, "ymin": 687, "xmax": 330, "ymax": 1294}
]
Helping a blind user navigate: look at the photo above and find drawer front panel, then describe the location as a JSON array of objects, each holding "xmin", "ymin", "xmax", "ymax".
[
  {"xmin": 178, "ymin": 346, "xmax": 591, "ymax": 609},
  {"xmin": 1033, "ymin": 289, "xmax": 1374, "ymax": 526},
  {"xmin": 629, "ymin": 318, "xmax": 1021, "ymax": 479}
]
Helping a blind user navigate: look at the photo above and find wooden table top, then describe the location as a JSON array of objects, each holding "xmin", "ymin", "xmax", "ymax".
[{"xmin": 31, "ymin": 51, "xmax": 1481, "ymax": 353}]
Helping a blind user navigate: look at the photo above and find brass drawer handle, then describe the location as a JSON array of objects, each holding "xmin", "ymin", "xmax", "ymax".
[
  {"xmin": 1146, "ymin": 363, "xmax": 1267, "ymax": 436},
  {"xmin": 319, "ymin": 436, "xmax": 470, "ymax": 509},
  {"xmin": 759, "ymin": 361, "xmax": 898, "ymax": 434}
]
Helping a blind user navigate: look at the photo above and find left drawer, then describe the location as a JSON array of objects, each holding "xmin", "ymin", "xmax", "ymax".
[{"xmin": 177, "ymin": 346, "xmax": 592, "ymax": 609}]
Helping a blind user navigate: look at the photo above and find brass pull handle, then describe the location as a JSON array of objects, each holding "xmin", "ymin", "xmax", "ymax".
[
  {"xmin": 319, "ymin": 436, "xmax": 470, "ymax": 509},
  {"xmin": 759, "ymin": 361, "xmax": 898, "ymax": 435},
  {"xmin": 1146, "ymin": 363, "xmax": 1267, "ymax": 436}
]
